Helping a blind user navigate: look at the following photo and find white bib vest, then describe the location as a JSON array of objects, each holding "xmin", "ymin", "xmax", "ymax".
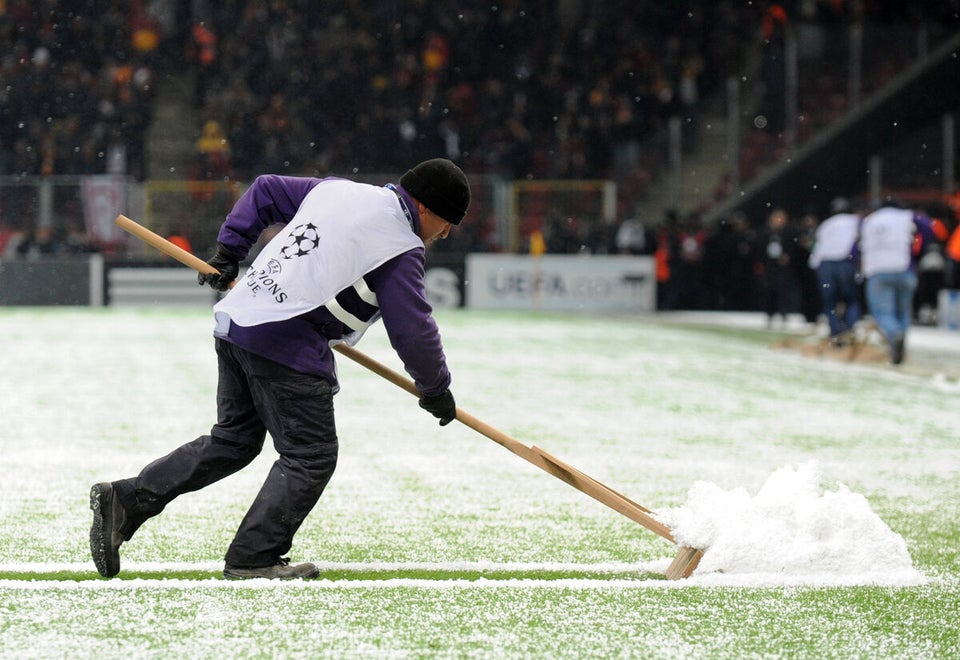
[
  {"xmin": 214, "ymin": 179, "xmax": 423, "ymax": 344},
  {"xmin": 860, "ymin": 207, "xmax": 915, "ymax": 278}
]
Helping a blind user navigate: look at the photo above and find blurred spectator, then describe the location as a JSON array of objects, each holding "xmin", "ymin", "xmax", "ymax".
[
  {"xmin": 670, "ymin": 214, "xmax": 708, "ymax": 309},
  {"xmin": 726, "ymin": 213, "xmax": 759, "ymax": 311},
  {"xmin": 166, "ymin": 226, "xmax": 193, "ymax": 256},
  {"xmin": 614, "ymin": 214, "xmax": 658, "ymax": 256},
  {"xmin": 257, "ymin": 93, "xmax": 295, "ymax": 174},
  {"xmin": 63, "ymin": 220, "xmax": 100, "ymax": 255},
  {"xmin": 757, "ymin": 3, "xmax": 790, "ymax": 133},
  {"xmin": 16, "ymin": 225, "xmax": 61, "ymax": 259},
  {"xmin": 702, "ymin": 212, "xmax": 755, "ymax": 311},
  {"xmin": 946, "ymin": 220, "xmax": 960, "ymax": 290},
  {"xmin": 544, "ymin": 213, "xmax": 587, "ymax": 255},
  {"xmin": 676, "ymin": 47, "xmax": 704, "ymax": 154},
  {"xmin": 187, "ymin": 21, "xmax": 217, "ymax": 108},
  {"xmin": 796, "ymin": 210, "xmax": 821, "ymax": 326},
  {"xmin": 755, "ymin": 207, "xmax": 801, "ymax": 327},
  {"xmin": 192, "ymin": 119, "xmax": 232, "ymax": 180},
  {"xmin": 655, "ymin": 210, "xmax": 680, "ymax": 309},
  {"xmin": 0, "ymin": 221, "xmax": 23, "ymax": 257},
  {"xmin": 913, "ymin": 208, "xmax": 949, "ymax": 324}
]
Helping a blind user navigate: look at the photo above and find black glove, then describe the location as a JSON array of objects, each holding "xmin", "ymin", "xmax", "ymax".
[
  {"xmin": 198, "ymin": 243, "xmax": 240, "ymax": 291},
  {"xmin": 419, "ymin": 389, "xmax": 456, "ymax": 426}
]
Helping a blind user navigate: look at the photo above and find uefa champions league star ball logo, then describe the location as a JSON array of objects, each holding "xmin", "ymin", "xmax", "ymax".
[{"xmin": 279, "ymin": 222, "xmax": 321, "ymax": 259}]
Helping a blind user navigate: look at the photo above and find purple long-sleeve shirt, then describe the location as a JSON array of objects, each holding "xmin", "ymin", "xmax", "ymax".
[{"xmin": 214, "ymin": 174, "xmax": 451, "ymax": 396}]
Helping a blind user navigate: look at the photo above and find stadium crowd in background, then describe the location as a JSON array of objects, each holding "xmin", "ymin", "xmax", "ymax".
[
  {"xmin": 182, "ymin": 0, "xmax": 754, "ymax": 183},
  {"xmin": 0, "ymin": 0, "xmax": 158, "ymax": 180},
  {"xmin": 5, "ymin": 1, "xmax": 953, "ymax": 183},
  {"xmin": 6, "ymin": 1, "xmax": 899, "ymax": 182},
  {"xmin": 1, "ymin": 1, "xmax": 958, "ymax": 323}
]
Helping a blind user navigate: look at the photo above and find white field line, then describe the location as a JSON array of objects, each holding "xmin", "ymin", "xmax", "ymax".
[
  {"xmin": 0, "ymin": 561, "xmax": 932, "ymax": 589},
  {"xmin": 0, "ymin": 560, "xmax": 659, "ymax": 573}
]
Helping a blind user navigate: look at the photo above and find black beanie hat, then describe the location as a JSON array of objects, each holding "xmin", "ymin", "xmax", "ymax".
[{"xmin": 399, "ymin": 158, "xmax": 470, "ymax": 224}]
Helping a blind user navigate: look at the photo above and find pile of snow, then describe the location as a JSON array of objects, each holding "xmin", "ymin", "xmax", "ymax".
[{"xmin": 658, "ymin": 461, "xmax": 927, "ymax": 586}]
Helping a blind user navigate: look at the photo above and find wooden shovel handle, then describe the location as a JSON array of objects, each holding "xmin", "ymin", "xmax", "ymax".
[{"xmin": 116, "ymin": 215, "xmax": 219, "ymax": 275}]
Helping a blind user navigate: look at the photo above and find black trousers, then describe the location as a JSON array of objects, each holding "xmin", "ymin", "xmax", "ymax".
[{"xmin": 114, "ymin": 339, "xmax": 338, "ymax": 567}]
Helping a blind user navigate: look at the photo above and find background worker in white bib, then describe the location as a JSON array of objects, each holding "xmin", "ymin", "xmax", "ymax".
[
  {"xmin": 807, "ymin": 197, "xmax": 863, "ymax": 344},
  {"xmin": 89, "ymin": 158, "xmax": 470, "ymax": 580},
  {"xmin": 859, "ymin": 199, "xmax": 934, "ymax": 365}
]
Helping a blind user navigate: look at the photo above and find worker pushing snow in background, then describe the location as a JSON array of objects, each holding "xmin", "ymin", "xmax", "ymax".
[{"xmin": 859, "ymin": 198, "xmax": 935, "ymax": 365}]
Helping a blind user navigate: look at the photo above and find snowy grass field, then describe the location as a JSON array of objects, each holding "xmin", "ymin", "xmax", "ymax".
[{"xmin": 1, "ymin": 306, "xmax": 958, "ymax": 658}]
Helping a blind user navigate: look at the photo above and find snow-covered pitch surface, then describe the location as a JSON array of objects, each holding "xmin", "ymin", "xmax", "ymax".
[
  {"xmin": 0, "ymin": 307, "xmax": 958, "ymax": 657},
  {"xmin": 1, "ymin": 307, "xmax": 956, "ymax": 582}
]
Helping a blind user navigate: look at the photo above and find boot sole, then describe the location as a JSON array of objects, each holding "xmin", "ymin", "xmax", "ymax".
[{"xmin": 223, "ymin": 564, "xmax": 320, "ymax": 580}]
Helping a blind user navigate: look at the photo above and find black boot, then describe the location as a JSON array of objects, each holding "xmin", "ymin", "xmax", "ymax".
[{"xmin": 89, "ymin": 482, "xmax": 133, "ymax": 578}]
